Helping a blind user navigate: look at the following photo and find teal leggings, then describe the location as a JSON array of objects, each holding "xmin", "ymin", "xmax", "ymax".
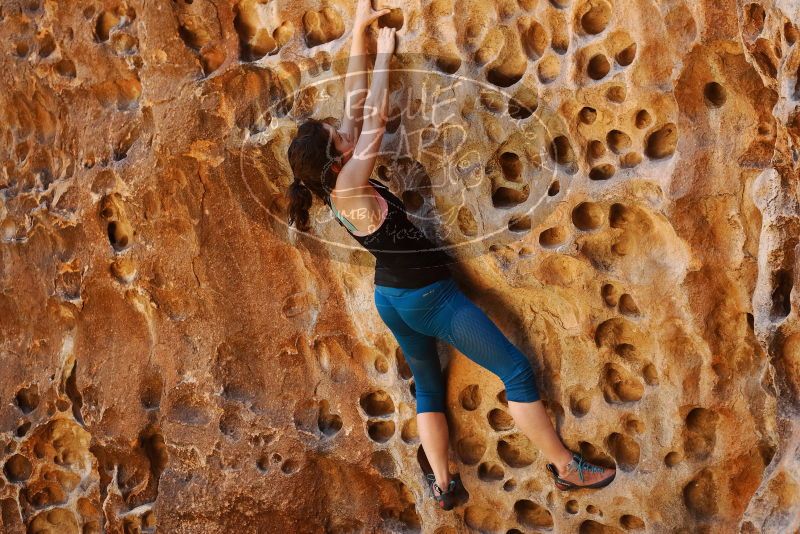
[{"xmin": 374, "ymin": 277, "xmax": 540, "ymax": 413}]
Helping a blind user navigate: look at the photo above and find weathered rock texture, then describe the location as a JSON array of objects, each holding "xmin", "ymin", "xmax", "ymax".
[{"xmin": 1, "ymin": 0, "xmax": 799, "ymax": 532}]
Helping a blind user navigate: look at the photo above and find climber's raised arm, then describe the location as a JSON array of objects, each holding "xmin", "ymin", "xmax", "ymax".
[
  {"xmin": 334, "ymin": 26, "xmax": 396, "ymax": 196},
  {"xmin": 340, "ymin": 0, "xmax": 390, "ymax": 143}
]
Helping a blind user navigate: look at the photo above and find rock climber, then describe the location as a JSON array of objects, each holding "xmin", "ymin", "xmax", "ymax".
[{"xmin": 285, "ymin": 0, "xmax": 615, "ymax": 511}]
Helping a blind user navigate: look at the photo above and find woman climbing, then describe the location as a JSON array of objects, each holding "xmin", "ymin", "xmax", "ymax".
[{"xmin": 286, "ymin": 0, "xmax": 616, "ymax": 511}]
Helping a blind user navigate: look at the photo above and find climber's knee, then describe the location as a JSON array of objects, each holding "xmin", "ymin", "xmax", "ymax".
[
  {"xmin": 415, "ymin": 389, "xmax": 447, "ymax": 414},
  {"xmin": 502, "ymin": 358, "xmax": 541, "ymax": 403},
  {"xmin": 412, "ymin": 376, "xmax": 447, "ymax": 414}
]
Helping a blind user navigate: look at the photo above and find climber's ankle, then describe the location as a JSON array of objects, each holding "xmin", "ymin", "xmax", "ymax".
[
  {"xmin": 554, "ymin": 451, "xmax": 574, "ymax": 476},
  {"xmin": 434, "ymin": 472, "xmax": 452, "ymax": 492}
]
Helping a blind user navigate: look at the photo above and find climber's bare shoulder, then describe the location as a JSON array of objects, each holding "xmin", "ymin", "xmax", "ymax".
[{"xmin": 331, "ymin": 178, "xmax": 379, "ymax": 213}]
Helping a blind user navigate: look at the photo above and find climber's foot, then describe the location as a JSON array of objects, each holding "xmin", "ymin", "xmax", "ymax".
[
  {"xmin": 546, "ymin": 451, "xmax": 616, "ymax": 490},
  {"xmin": 426, "ymin": 472, "xmax": 469, "ymax": 510}
]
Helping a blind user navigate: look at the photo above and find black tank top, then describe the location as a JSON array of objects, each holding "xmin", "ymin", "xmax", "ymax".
[{"xmin": 326, "ymin": 178, "xmax": 454, "ymax": 288}]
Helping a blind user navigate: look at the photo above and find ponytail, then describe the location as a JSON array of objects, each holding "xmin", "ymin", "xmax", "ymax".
[
  {"xmin": 287, "ymin": 178, "xmax": 313, "ymax": 232},
  {"xmin": 286, "ymin": 118, "xmax": 341, "ymax": 233}
]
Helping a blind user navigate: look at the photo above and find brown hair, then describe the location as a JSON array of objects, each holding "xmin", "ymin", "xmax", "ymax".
[{"xmin": 286, "ymin": 118, "xmax": 341, "ymax": 232}]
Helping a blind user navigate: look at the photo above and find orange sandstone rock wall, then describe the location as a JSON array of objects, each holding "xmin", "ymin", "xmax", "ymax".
[{"xmin": 1, "ymin": 0, "xmax": 798, "ymax": 533}]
